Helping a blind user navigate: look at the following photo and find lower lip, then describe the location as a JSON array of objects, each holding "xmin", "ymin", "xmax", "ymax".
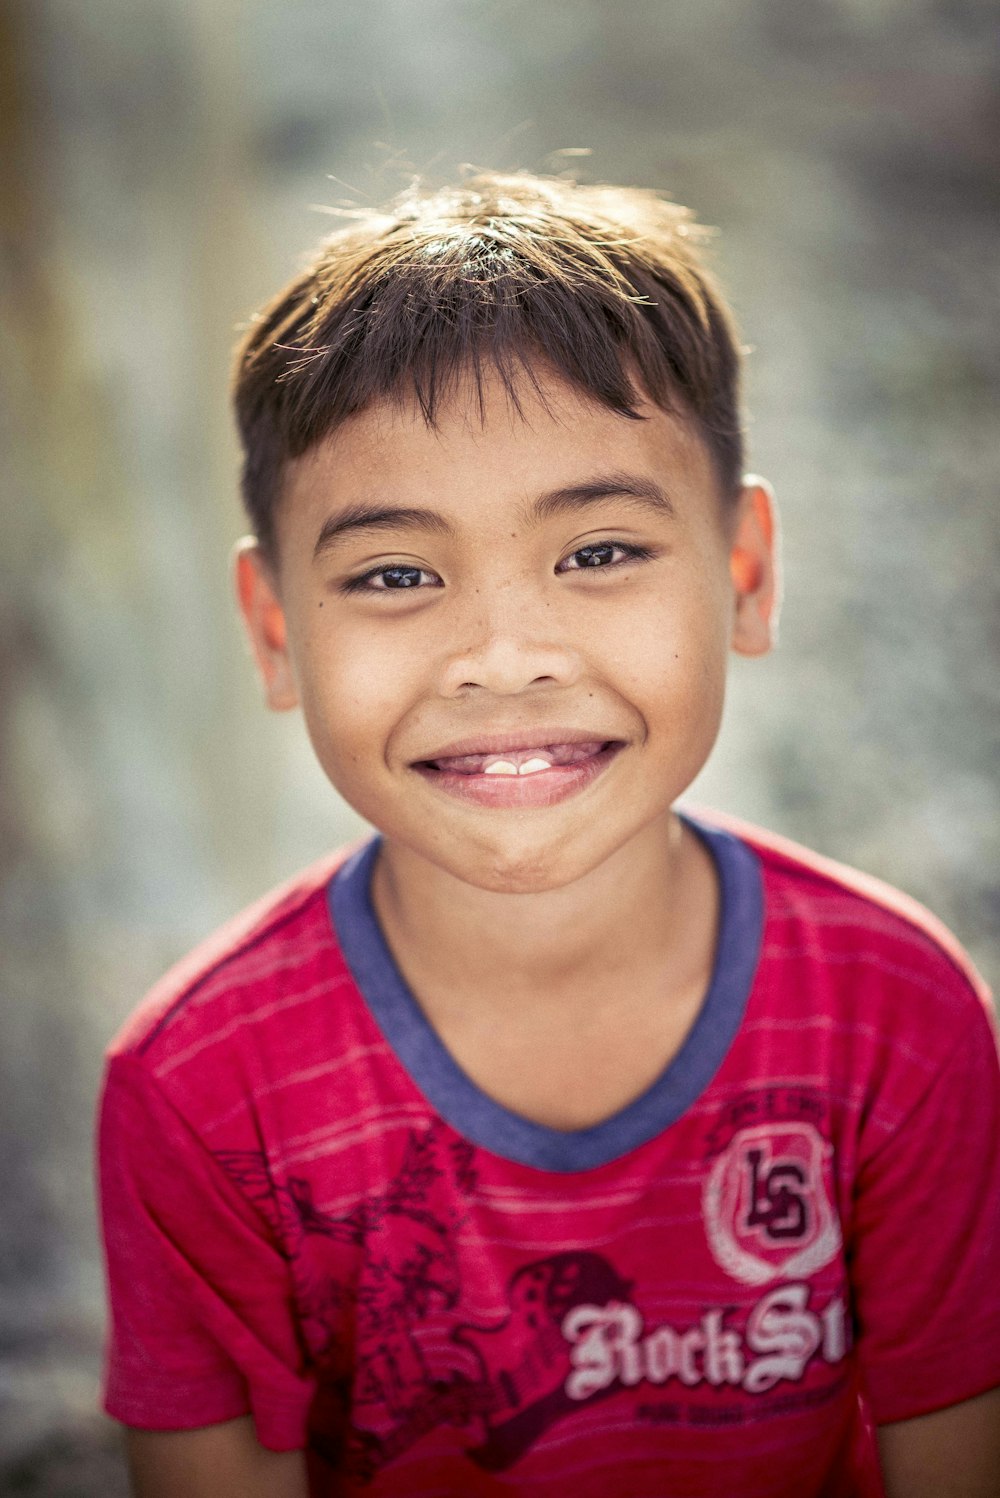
[{"xmin": 412, "ymin": 744, "xmax": 623, "ymax": 808}]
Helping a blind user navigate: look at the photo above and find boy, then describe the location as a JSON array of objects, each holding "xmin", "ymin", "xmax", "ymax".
[{"xmin": 97, "ymin": 173, "xmax": 1000, "ymax": 1497}]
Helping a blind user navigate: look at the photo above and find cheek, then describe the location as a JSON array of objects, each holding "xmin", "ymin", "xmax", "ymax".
[
  {"xmin": 294, "ymin": 623, "xmax": 415, "ymax": 776},
  {"xmin": 619, "ymin": 603, "xmax": 730, "ymax": 784},
  {"xmin": 294, "ymin": 635, "xmax": 377, "ymax": 760},
  {"xmin": 611, "ymin": 583, "xmax": 731, "ymax": 706}
]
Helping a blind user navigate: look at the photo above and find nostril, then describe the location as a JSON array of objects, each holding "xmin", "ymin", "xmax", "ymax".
[{"xmin": 439, "ymin": 636, "xmax": 582, "ymax": 698}]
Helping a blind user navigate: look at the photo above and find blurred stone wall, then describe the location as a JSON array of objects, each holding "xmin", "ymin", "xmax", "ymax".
[{"xmin": 1, "ymin": 0, "xmax": 997, "ymax": 1486}]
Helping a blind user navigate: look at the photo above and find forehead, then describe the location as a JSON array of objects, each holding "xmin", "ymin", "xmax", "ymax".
[{"xmin": 280, "ymin": 365, "xmax": 720, "ymax": 534}]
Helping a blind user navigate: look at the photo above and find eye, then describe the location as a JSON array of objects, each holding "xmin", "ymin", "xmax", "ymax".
[
  {"xmin": 342, "ymin": 563, "xmax": 442, "ymax": 593},
  {"xmin": 557, "ymin": 541, "xmax": 654, "ymax": 572}
]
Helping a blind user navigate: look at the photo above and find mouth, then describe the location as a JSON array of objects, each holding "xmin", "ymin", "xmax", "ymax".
[
  {"xmin": 418, "ymin": 740, "xmax": 616, "ymax": 777},
  {"xmin": 411, "ymin": 737, "xmax": 625, "ymax": 807}
]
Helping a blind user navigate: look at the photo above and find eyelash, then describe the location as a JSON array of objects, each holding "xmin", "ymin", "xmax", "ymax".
[
  {"xmin": 556, "ymin": 541, "xmax": 655, "ymax": 573},
  {"xmin": 340, "ymin": 565, "xmax": 442, "ymax": 594},
  {"xmin": 340, "ymin": 541, "xmax": 655, "ymax": 594}
]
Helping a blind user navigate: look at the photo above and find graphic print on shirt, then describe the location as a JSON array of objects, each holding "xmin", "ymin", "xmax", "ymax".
[
  {"xmin": 215, "ymin": 1115, "xmax": 849, "ymax": 1482},
  {"xmin": 701, "ymin": 1088, "xmax": 842, "ymax": 1285},
  {"xmin": 216, "ymin": 1126, "xmax": 452, "ymax": 1246},
  {"xmin": 215, "ymin": 1126, "xmax": 464, "ymax": 1366},
  {"xmin": 345, "ymin": 1249, "xmax": 638, "ymax": 1480}
]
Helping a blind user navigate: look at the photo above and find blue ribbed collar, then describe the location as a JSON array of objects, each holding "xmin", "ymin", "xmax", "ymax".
[{"xmin": 328, "ymin": 814, "xmax": 763, "ymax": 1173}]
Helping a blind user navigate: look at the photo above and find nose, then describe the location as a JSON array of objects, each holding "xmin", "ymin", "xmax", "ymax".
[{"xmin": 436, "ymin": 580, "xmax": 584, "ymax": 698}]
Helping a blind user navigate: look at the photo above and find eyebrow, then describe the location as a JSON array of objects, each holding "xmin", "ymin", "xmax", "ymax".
[
  {"xmin": 312, "ymin": 471, "xmax": 675, "ymax": 559},
  {"xmin": 529, "ymin": 472, "xmax": 675, "ymax": 524},
  {"xmin": 313, "ymin": 503, "xmax": 453, "ymax": 559}
]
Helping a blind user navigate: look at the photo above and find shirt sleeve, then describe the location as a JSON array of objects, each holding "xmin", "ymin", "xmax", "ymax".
[
  {"xmin": 96, "ymin": 1052, "xmax": 315, "ymax": 1450},
  {"xmin": 850, "ymin": 994, "xmax": 1000, "ymax": 1424}
]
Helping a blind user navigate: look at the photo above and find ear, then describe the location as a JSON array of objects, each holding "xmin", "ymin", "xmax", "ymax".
[
  {"xmin": 233, "ymin": 538, "xmax": 300, "ymax": 711},
  {"xmin": 729, "ymin": 477, "xmax": 781, "ymax": 657}
]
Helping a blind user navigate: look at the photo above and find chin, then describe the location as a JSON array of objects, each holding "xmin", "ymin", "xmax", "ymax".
[{"xmin": 450, "ymin": 831, "xmax": 612, "ymax": 897}]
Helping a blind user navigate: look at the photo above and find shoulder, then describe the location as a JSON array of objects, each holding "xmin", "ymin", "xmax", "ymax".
[
  {"xmin": 695, "ymin": 807, "xmax": 993, "ymax": 1036},
  {"xmin": 105, "ymin": 841, "xmax": 368, "ymax": 1075}
]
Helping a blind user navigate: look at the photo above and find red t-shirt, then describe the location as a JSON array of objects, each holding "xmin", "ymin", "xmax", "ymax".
[{"xmin": 97, "ymin": 814, "xmax": 1000, "ymax": 1496}]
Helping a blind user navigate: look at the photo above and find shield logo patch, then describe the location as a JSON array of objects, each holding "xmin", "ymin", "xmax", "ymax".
[{"xmin": 702, "ymin": 1122, "xmax": 842, "ymax": 1286}]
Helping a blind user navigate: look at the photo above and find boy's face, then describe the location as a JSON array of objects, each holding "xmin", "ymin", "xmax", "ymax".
[{"xmin": 237, "ymin": 367, "xmax": 777, "ymax": 894}]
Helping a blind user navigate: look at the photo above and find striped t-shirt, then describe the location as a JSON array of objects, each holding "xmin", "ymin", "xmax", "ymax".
[{"xmin": 97, "ymin": 813, "xmax": 1000, "ymax": 1496}]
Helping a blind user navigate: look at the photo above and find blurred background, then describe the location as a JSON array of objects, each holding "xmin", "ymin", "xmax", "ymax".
[{"xmin": 2, "ymin": 0, "xmax": 998, "ymax": 1489}]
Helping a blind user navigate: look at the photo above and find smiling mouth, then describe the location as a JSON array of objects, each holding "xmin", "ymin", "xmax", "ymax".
[
  {"xmin": 416, "ymin": 740, "xmax": 620, "ymax": 776},
  {"xmin": 411, "ymin": 738, "xmax": 624, "ymax": 808}
]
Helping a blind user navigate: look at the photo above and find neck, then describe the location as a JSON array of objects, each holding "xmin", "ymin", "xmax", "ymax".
[{"xmin": 370, "ymin": 809, "xmax": 716, "ymax": 1016}]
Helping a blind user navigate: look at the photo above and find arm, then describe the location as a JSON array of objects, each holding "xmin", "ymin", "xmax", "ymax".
[
  {"xmin": 847, "ymin": 992, "xmax": 1000, "ymax": 1472},
  {"xmin": 98, "ymin": 1061, "xmax": 317, "ymax": 1457},
  {"xmin": 125, "ymin": 1416, "xmax": 308, "ymax": 1498},
  {"xmin": 877, "ymin": 1386, "xmax": 1000, "ymax": 1498}
]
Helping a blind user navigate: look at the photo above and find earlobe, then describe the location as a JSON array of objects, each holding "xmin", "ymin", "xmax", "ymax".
[
  {"xmin": 730, "ymin": 477, "xmax": 781, "ymax": 658},
  {"xmin": 233, "ymin": 538, "xmax": 300, "ymax": 711}
]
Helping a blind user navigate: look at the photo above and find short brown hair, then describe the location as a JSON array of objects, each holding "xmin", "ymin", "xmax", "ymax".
[{"xmin": 233, "ymin": 172, "xmax": 745, "ymax": 555}]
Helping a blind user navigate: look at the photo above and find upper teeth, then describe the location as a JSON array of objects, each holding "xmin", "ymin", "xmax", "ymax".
[{"xmin": 483, "ymin": 756, "xmax": 552, "ymax": 776}]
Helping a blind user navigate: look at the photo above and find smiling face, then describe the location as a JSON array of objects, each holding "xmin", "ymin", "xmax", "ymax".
[{"xmin": 237, "ymin": 367, "xmax": 777, "ymax": 895}]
